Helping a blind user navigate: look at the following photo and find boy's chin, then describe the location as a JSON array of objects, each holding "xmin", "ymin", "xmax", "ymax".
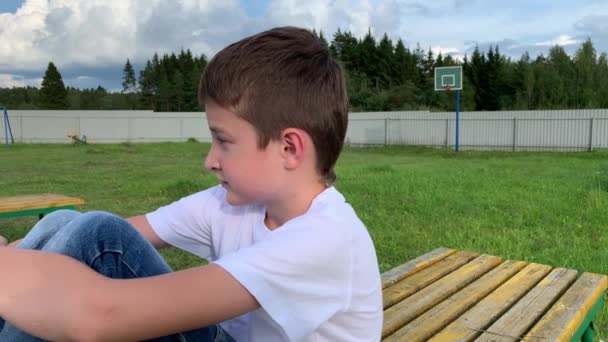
[{"xmin": 225, "ymin": 193, "xmax": 251, "ymax": 206}]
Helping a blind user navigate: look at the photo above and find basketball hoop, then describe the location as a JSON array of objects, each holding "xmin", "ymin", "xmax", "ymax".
[{"xmin": 444, "ymin": 85, "xmax": 451, "ymax": 93}]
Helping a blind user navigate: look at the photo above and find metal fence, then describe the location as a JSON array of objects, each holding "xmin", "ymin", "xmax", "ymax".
[
  {"xmin": 3, "ymin": 109, "xmax": 608, "ymax": 151},
  {"xmin": 346, "ymin": 117, "xmax": 608, "ymax": 151},
  {"xmin": 345, "ymin": 109, "xmax": 608, "ymax": 151}
]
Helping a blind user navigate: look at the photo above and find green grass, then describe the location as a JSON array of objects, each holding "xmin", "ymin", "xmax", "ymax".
[{"xmin": 1, "ymin": 143, "xmax": 608, "ymax": 336}]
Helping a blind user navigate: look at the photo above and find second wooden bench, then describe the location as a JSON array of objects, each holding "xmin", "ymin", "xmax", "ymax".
[{"xmin": 381, "ymin": 247, "xmax": 607, "ymax": 342}]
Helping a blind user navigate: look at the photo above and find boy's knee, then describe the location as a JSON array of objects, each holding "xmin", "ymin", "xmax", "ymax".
[
  {"xmin": 46, "ymin": 211, "xmax": 137, "ymax": 251},
  {"xmin": 42, "ymin": 209, "xmax": 81, "ymax": 223},
  {"xmin": 26, "ymin": 209, "xmax": 81, "ymax": 239},
  {"xmin": 76, "ymin": 211, "xmax": 131, "ymax": 232}
]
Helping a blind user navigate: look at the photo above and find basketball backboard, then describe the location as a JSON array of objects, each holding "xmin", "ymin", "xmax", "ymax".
[{"xmin": 434, "ymin": 66, "xmax": 463, "ymax": 91}]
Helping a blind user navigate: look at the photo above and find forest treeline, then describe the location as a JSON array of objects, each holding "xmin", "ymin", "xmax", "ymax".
[{"xmin": 1, "ymin": 29, "xmax": 606, "ymax": 112}]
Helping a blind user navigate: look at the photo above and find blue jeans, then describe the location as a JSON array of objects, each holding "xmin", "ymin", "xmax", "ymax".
[{"xmin": 0, "ymin": 210, "xmax": 236, "ymax": 342}]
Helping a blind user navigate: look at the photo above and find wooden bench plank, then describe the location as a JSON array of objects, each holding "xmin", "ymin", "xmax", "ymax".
[
  {"xmin": 429, "ymin": 263, "xmax": 551, "ymax": 342},
  {"xmin": 474, "ymin": 268, "xmax": 578, "ymax": 342},
  {"xmin": 382, "ymin": 254, "xmax": 501, "ymax": 338},
  {"xmin": 384, "ymin": 260, "xmax": 527, "ymax": 342},
  {"xmin": 381, "ymin": 247, "xmax": 456, "ymax": 289},
  {"xmin": 524, "ymin": 272, "xmax": 608, "ymax": 341},
  {"xmin": 383, "ymin": 251, "xmax": 479, "ymax": 309},
  {"xmin": 0, "ymin": 194, "xmax": 85, "ymax": 213}
]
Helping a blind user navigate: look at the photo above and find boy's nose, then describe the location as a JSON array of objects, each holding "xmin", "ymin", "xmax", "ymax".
[{"xmin": 204, "ymin": 147, "xmax": 220, "ymax": 171}]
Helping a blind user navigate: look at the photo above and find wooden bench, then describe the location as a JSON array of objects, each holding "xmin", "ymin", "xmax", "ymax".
[
  {"xmin": 0, "ymin": 194, "xmax": 85, "ymax": 219},
  {"xmin": 381, "ymin": 247, "xmax": 607, "ymax": 342}
]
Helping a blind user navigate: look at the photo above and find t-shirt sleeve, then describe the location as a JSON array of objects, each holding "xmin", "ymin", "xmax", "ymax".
[
  {"xmin": 146, "ymin": 185, "xmax": 224, "ymax": 259},
  {"xmin": 213, "ymin": 217, "xmax": 353, "ymax": 341}
]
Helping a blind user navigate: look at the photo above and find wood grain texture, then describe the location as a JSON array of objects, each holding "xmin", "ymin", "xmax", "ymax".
[
  {"xmin": 429, "ymin": 263, "xmax": 551, "ymax": 342},
  {"xmin": 381, "ymin": 247, "xmax": 456, "ymax": 289},
  {"xmin": 384, "ymin": 260, "xmax": 526, "ymax": 342},
  {"xmin": 474, "ymin": 268, "xmax": 578, "ymax": 342},
  {"xmin": 383, "ymin": 250, "xmax": 479, "ymax": 309},
  {"xmin": 524, "ymin": 272, "xmax": 607, "ymax": 341},
  {"xmin": 0, "ymin": 194, "xmax": 85, "ymax": 213},
  {"xmin": 382, "ymin": 254, "xmax": 502, "ymax": 338}
]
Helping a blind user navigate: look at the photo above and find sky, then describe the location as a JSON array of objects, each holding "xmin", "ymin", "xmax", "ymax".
[{"xmin": 2, "ymin": 0, "xmax": 608, "ymax": 91}]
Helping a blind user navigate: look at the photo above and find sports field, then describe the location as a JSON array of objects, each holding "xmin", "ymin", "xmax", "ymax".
[{"xmin": 1, "ymin": 143, "xmax": 607, "ymax": 335}]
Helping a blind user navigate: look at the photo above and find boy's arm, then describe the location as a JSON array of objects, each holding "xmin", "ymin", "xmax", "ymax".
[
  {"xmin": 0, "ymin": 248, "xmax": 259, "ymax": 342},
  {"xmin": 126, "ymin": 215, "xmax": 170, "ymax": 249}
]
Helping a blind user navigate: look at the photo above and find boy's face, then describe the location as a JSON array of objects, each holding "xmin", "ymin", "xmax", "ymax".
[{"xmin": 204, "ymin": 100, "xmax": 285, "ymax": 206}]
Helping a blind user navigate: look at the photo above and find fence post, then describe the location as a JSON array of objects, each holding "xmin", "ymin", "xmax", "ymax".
[
  {"xmin": 180, "ymin": 119, "xmax": 184, "ymax": 142},
  {"xmin": 589, "ymin": 117, "xmax": 594, "ymax": 152},
  {"xmin": 445, "ymin": 118, "xmax": 449, "ymax": 149},
  {"xmin": 512, "ymin": 117, "xmax": 517, "ymax": 152},
  {"xmin": 384, "ymin": 118, "xmax": 388, "ymax": 145},
  {"xmin": 20, "ymin": 114, "xmax": 23, "ymax": 143},
  {"xmin": 128, "ymin": 117, "xmax": 133, "ymax": 143}
]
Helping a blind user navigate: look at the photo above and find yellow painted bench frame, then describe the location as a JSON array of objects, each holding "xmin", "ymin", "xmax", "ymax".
[
  {"xmin": 0, "ymin": 194, "xmax": 85, "ymax": 220},
  {"xmin": 381, "ymin": 247, "xmax": 607, "ymax": 342}
]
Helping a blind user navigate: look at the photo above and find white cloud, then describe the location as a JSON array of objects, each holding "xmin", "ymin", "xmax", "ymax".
[
  {"xmin": 431, "ymin": 46, "xmax": 460, "ymax": 56},
  {"xmin": 0, "ymin": 0, "xmax": 249, "ymax": 70},
  {"xmin": 0, "ymin": 74, "xmax": 42, "ymax": 87},
  {"xmin": 535, "ymin": 35, "xmax": 579, "ymax": 47},
  {"xmin": 2, "ymin": 0, "xmax": 608, "ymax": 90}
]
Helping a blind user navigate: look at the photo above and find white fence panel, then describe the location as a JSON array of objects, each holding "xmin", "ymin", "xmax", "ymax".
[{"xmin": 2, "ymin": 109, "xmax": 608, "ymax": 151}]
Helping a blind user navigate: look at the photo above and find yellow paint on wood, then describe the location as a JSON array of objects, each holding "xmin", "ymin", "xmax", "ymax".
[
  {"xmin": 428, "ymin": 263, "xmax": 551, "ymax": 342},
  {"xmin": 384, "ymin": 260, "xmax": 526, "ymax": 342},
  {"xmin": 0, "ymin": 194, "xmax": 85, "ymax": 213},
  {"xmin": 383, "ymin": 250, "xmax": 479, "ymax": 309},
  {"xmin": 382, "ymin": 254, "xmax": 502, "ymax": 338},
  {"xmin": 381, "ymin": 247, "xmax": 456, "ymax": 289},
  {"xmin": 524, "ymin": 272, "xmax": 608, "ymax": 341},
  {"xmin": 474, "ymin": 268, "xmax": 578, "ymax": 342}
]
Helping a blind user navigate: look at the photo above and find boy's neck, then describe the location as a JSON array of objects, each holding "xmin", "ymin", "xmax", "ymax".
[{"xmin": 263, "ymin": 180, "xmax": 327, "ymax": 230}]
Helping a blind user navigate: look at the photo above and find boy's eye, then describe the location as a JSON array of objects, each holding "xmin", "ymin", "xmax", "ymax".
[{"xmin": 214, "ymin": 136, "xmax": 229, "ymax": 144}]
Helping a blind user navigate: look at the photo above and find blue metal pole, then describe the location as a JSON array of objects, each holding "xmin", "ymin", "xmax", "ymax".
[
  {"xmin": 6, "ymin": 107, "xmax": 13, "ymax": 144},
  {"xmin": 455, "ymin": 90, "xmax": 460, "ymax": 152},
  {"xmin": 3, "ymin": 106, "xmax": 14, "ymax": 144},
  {"xmin": 3, "ymin": 106, "xmax": 8, "ymax": 145}
]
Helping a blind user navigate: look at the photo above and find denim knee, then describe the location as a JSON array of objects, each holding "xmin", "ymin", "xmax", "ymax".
[
  {"xmin": 56, "ymin": 211, "xmax": 135, "ymax": 244},
  {"xmin": 41, "ymin": 210, "xmax": 171, "ymax": 279},
  {"xmin": 20, "ymin": 209, "xmax": 82, "ymax": 250},
  {"xmin": 42, "ymin": 210, "xmax": 145, "ymax": 258}
]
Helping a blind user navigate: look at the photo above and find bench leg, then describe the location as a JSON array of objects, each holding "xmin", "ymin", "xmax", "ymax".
[{"xmin": 581, "ymin": 323, "xmax": 593, "ymax": 342}]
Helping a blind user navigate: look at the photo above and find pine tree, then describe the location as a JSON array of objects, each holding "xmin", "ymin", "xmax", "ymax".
[
  {"xmin": 484, "ymin": 46, "xmax": 501, "ymax": 110},
  {"xmin": 595, "ymin": 53, "xmax": 608, "ymax": 107},
  {"xmin": 394, "ymin": 39, "xmax": 408, "ymax": 85},
  {"xmin": 172, "ymin": 70, "xmax": 185, "ymax": 112},
  {"xmin": 574, "ymin": 38, "xmax": 597, "ymax": 108},
  {"xmin": 360, "ymin": 29, "xmax": 379, "ymax": 88},
  {"xmin": 122, "ymin": 59, "xmax": 137, "ymax": 93},
  {"xmin": 39, "ymin": 62, "xmax": 68, "ymax": 109},
  {"xmin": 331, "ymin": 29, "xmax": 359, "ymax": 72},
  {"xmin": 138, "ymin": 61, "xmax": 156, "ymax": 110},
  {"xmin": 468, "ymin": 46, "xmax": 486, "ymax": 110},
  {"xmin": 377, "ymin": 33, "xmax": 395, "ymax": 88}
]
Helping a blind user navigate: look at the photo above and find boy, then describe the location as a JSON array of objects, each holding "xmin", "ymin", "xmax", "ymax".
[{"xmin": 0, "ymin": 26, "xmax": 383, "ymax": 341}]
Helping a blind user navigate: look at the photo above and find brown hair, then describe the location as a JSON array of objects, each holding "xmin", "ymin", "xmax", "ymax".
[{"xmin": 199, "ymin": 26, "xmax": 348, "ymax": 185}]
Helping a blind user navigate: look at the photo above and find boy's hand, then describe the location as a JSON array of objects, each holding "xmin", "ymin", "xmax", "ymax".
[
  {"xmin": 7, "ymin": 239, "xmax": 22, "ymax": 247},
  {"xmin": 0, "ymin": 236, "xmax": 21, "ymax": 248}
]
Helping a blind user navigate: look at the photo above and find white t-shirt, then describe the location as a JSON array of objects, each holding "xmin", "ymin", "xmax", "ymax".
[{"xmin": 147, "ymin": 185, "xmax": 382, "ymax": 342}]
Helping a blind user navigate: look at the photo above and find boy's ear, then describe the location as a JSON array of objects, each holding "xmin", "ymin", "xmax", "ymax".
[{"xmin": 280, "ymin": 128, "xmax": 307, "ymax": 169}]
